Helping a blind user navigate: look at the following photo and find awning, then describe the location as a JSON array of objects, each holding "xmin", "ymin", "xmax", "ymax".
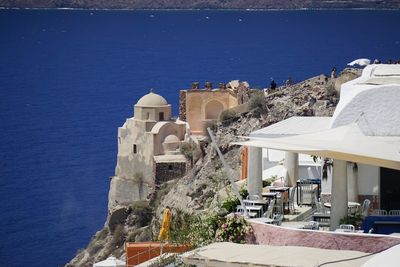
[{"xmin": 233, "ymin": 123, "xmax": 400, "ymax": 170}]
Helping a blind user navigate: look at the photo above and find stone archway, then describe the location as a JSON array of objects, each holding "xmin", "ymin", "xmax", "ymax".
[{"xmin": 205, "ymin": 100, "xmax": 224, "ymax": 120}]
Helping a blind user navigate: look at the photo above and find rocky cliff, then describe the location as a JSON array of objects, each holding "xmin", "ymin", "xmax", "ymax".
[
  {"xmin": 1, "ymin": 0, "xmax": 399, "ymax": 9},
  {"xmin": 66, "ymin": 68, "xmax": 360, "ymax": 267}
]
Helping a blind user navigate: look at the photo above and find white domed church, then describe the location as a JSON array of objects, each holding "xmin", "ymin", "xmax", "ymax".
[{"xmin": 109, "ymin": 91, "xmax": 188, "ymax": 210}]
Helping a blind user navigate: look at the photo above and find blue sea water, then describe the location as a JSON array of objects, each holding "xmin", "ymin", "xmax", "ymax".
[{"xmin": 0, "ymin": 9, "xmax": 399, "ymax": 267}]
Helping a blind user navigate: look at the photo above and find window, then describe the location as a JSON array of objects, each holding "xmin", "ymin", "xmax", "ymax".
[
  {"xmin": 168, "ymin": 165, "xmax": 173, "ymax": 171},
  {"xmin": 159, "ymin": 112, "xmax": 164, "ymax": 121},
  {"xmin": 146, "ymin": 112, "xmax": 150, "ymax": 120},
  {"xmin": 133, "ymin": 144, "xmax": 137, "ymax": 154}
]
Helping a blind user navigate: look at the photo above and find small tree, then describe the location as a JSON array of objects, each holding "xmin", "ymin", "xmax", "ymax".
[
  {"xmin": 180, "ymin": 142, "xmax": 198, "ymax": 167},
  {"xmin": 248, "ymin": 90, "xmax": 267, "ymax": 117},
  {"xmin": 219, "ymin": 109, "xmax": 238, "ymax": 124}
]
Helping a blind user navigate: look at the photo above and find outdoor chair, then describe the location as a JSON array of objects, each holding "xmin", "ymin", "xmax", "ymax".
[
  {"xmin": 389, "ymin": 210, "xmax": 400, "ymax": 216},
  {"xmin": 303, "ymin": 221, "xmax": 319, "ymax": 230},
  {"xmin": 247, "ymin": 195, "xmax": 260, "ymax": 200},
  {"xmin": 272, "ymin": 213, "xmax": 283, "ymax": 226},
  {"xmin": 372, "ymin": 209, "xmax": 387, "ymax": 216},
  {"xmin": 299, "ymin": 180, "xmax": 316, "ymax": 206},
  {"xmin": 288, "ymin": 187, "xmax": 296, "ymax": 214},
  {"xmin": 274, "ymin": 193, "xmax": 284, "ymax": 215},
  {"xmin": 236, "ymin": 205, "xmax": 257, "ymax": 218},
  {"xmin": 314, "ymin": 195, "xmax": 329, "ymax": 215},
  {"xmin": 339, "ymin": 224, "xmax": 355, "ymax": 232},
  {"xmin": 243, "ymin": 200, "xmax": 255, "ymax": 206},
  {"xmin": 263, "ymin": 199, "xmax": 275, "ymax": 219},
  {"xmin": 359, "ymin": 199, "xmax": 371, "ymax": 218}
]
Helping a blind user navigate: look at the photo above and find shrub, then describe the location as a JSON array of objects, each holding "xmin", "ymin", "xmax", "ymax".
[
  {"xmin": 131, "ymin": 200, "xmax": 153, "ymax": 227},
  {"xmin": 110, "ymin": 225, "xmax": 126, "ymax": 248},
  {"xmin": 219, "ymin": 109, "xmax": 238, "ymax": 123},
  {"xmin": 180, "ymin": 141, "xmax": 198, "ymax": 167},
  {"xmin": 222, "ymin": 196, "xmax": 240, "ymax": 213},
  {"xmin": 215, "ymin": 213, "xmax": 253, "ymax": 244},
  {"xmin": 203, "ymin": 120, "xmax": 218, "ymax": 139},
  {"xmin": 248, "ymin": 90, "xmax": 267, "ymax": 117},
  {"xmin": 339, "ymin": 214, "xmax": 363, "ymax": 229}
]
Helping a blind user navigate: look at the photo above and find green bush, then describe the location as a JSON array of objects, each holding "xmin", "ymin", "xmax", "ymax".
[
  {"xmin": 222, "ymin": 196, "xmax": 240, "ymax": 213},
  {"xmin": 215, "ymin": 213, "xmax": 253, "ymax": 243},
  {"xmin": 219, "ymin": 109, "xmax": 238, "ymax": 123},
  {"xmin": 131, "ymin": 200, "xmax": 153, "ymax": 227},
  {"xmin": 203, "ymin": 120, "xmax": 218, "ymax": 139},
  {"xmin": 339, "ymin": 214, "xmax": 363, "ymax": 228},
  {"xmin": 248, "ymin": 90, "xmax": 267, "ymax": 117},
  {"xmin": 180, "ymin": 141, "xmax": 198, "ymax": 167}
]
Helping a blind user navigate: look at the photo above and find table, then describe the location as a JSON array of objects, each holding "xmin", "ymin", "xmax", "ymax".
[
  {"xmin": 245, "ymin": 199, "xmax": 269, "ymax": 214},
  {"xmin": 238, "ymin": 205, "xmax": 263, "ymax": 218},
  {"xmin": 262, "ymin": 192, "xmax": 278, "ymax": 200},
  {"xmin": 268, "ymin": 187, "xmax": 290, "ymax": 214},
  {"xmin": 296, "ymin": 179, "xmax": 321, "ymax": 205}
]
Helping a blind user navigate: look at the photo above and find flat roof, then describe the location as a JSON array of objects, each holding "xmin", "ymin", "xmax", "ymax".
[
  {"xmin": 153, "ymin": 154, "xmax": 187, "ymax": 163},
  {"xmin": 250, "ymin": 116, "xmax": 331, "ymax": 138},
  {"xmin": 181, "ymin": 242, "xmax": 372, "ymax": 267}
]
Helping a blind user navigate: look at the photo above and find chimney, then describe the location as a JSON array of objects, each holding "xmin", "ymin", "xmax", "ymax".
[
  {"xmin": 205, "ymin": 81, "xmax": 213, "ymax": 90},
  {"xmin": 218, "ymin": 83, "xmax": 226, "ymax": 90},
  {"xmin": 191, "ymin": 82, "xmax": 199, "ymax": 89}
]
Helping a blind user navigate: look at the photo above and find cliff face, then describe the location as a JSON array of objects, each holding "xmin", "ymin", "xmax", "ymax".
[
  {"xmin": 66, "ymin": 69, "xmax": 360, "ymax": 267},
  {"xmin": 1, "ymin": 0, "xmax": 399, "ymax": 9}
]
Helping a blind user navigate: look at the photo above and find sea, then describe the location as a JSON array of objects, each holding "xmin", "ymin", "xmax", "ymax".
[{"xmin": 0, "ymin": 8, "xmax": 399, "ymax": 267}]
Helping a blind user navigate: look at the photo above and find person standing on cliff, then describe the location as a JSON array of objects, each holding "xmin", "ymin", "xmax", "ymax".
[
  {"xmin": 331, "ymin": 67, "xmax": 337, "ymax": 79},
  {"xmin": 270, "ymin": 78, "xmax": 277, "ymax": 90}
]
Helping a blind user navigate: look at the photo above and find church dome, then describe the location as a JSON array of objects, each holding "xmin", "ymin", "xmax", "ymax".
[{"xmin": 136, "ymin": 92, "xmax": 168, "ymax": 107}]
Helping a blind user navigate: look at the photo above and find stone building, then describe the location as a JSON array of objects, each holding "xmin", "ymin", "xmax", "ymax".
[
  {"xmin": 179, "ymin": 81, "xmax": 249, "ymax": 135},
  {"xmin": 108, "ymin": 91, "xmax": 188, "ymax": 211}
]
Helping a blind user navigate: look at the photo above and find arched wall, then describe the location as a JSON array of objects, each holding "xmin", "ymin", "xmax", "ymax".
[{"xmin": 204, "ymin": 100, "xmax": 225, "ymax": 120}]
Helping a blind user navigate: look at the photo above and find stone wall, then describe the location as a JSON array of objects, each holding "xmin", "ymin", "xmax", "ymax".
[
  {"xmin": 179, "ymin": 91, "xmax": 186, "ymax": 121},
  {"xmin": 154, "ymin": 162, "xmax": 187, "ymax": 185},
  {"xmin": 250, "ymin": 222, "xmax": 400, "ymax": 253}
]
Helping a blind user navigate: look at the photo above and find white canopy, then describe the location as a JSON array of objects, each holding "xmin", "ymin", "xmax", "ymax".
[
  {"xmin": 182, "ymin": 242, "xmax": 371, "ymax": 267},
  {"xmin": 362, "ymin": 244, "xmax": 400, "ymax": 267},
  {"xmin": 234, "ymin": 123, "xmax": 400, "ymax": 170},
  {"xmin": 93, "ymin": 256, "xmax": 125, "ymax": 267}
]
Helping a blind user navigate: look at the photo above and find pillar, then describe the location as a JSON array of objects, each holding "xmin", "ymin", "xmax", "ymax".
[
  {"xmin": 347, "ymin": 162, "xmax": 358, "ymax": 202},
  {"xmin": 247, "ymin": 146, "xmax": 263, "ymax": 198},
  {"xmin": 284, "ymin": 152, "xmax": 299, "ymax": 187},
  {"xmin": 330, "ymin": 159, "xmax": 348, "ymax": 231}
]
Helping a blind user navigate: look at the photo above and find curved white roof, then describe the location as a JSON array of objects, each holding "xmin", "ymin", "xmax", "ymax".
[{"xmin": 330, "ymin": 64, "xmax": 400, "ymax": 136}]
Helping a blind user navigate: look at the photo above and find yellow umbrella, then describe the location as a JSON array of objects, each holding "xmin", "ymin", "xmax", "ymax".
[{"xmin": 158, "ymin": 207, "xmax": 171, "ymax": 241}]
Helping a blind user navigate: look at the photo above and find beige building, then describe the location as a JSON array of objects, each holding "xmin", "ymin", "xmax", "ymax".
[
  {"xmin": 109, "ymin": 91, "xmax": 188, "ymax": 210},
  {"xmin": 179, "ymin": 81, "xmax": 249, "ymax": 135}
]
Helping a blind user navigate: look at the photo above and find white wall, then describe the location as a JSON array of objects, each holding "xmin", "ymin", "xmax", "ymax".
[{"xmin": 357, "ymin": 164, "xmax": 380, "ymax": 196}]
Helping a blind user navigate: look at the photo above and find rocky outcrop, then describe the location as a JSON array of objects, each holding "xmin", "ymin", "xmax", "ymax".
[{"xmin": 65, "ymin": 69, "xmax": 360, "ymax": 267}]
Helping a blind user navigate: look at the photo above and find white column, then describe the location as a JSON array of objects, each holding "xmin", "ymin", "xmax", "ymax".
[
  {"xmin": 347, "ymin": 162, "xmax": 358, "ymax": 202},
  {"xmin": 330, "ymin": 159, "xmax": 348, "ymax": 231},
  {"xmin": 284, "ymin": 152, "xmax": 299, "ymax": 187},
  {"xmin": 247, "ymin": 146, "xmax": 263, "ymax": 198}
]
